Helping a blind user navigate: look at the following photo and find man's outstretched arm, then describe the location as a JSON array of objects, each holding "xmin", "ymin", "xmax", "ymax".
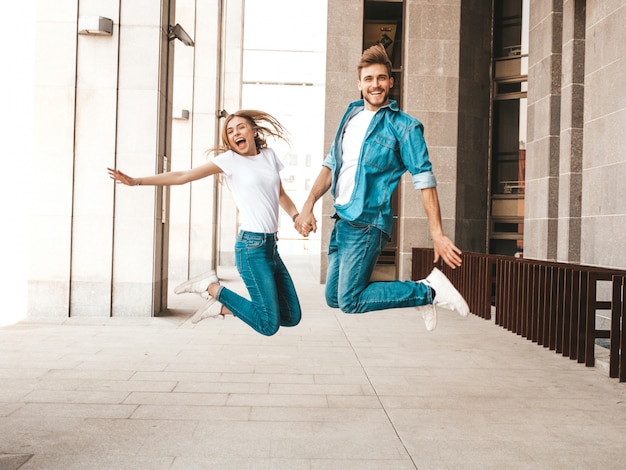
[{"xmin": 421, "ymin": 187, "xmax": 463, "ymax": 269}]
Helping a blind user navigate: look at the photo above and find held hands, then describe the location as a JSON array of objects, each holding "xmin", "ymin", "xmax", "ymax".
[
  {"xmin": 294, "ymin": 211, "xmax": 316, "ymax": 237},
  {"xmin": 107, "ymin": 168, "xmax": 139, "ymax": 186},
  {"xmin": 432, "ymin": 234, "xmax": 463, "ymax": 269}
]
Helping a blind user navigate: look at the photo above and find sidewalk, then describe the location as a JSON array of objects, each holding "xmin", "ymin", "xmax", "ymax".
[{"xmin": 1, "ymin": 255, "xmax": 625, "ymax": 470}]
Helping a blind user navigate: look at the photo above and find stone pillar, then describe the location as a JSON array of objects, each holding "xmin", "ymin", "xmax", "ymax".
[
  {"xmin": 557, "ymin": 0, "xmax": 585, "ymax": 263},
  {"xmin": 525, "ymin": 1, "xmax": 563, "ymax": 260},
  {"xmin": 580, "ymin": 1, "xmax": 626, "ymax": 269},
  {"xmin": 401, "ymin": 0, "xmax": 464, "ymax": 279}
]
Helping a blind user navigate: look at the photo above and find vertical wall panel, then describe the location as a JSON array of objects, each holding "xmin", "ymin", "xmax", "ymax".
[
  {"xmin": 525, "ymin": 0, "xmax": 563, "ymax": 260},
  {"xmin": 581, "ymin": 0, "xmax": 626, "ymax": 269},
  {"xmin": 111, "ymin": 0, "xmax": 172, "ymax": 316},
  {"xmin": 28, "ymin": 1, "xmax": 79, "ymax": 318},
  {"xmin": 71, "ymin": 0, "xmax": 121, "ymax": 316}
]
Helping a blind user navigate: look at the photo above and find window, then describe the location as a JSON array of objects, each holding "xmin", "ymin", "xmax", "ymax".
[{"xmin": 490, "ymin": 0, "xmax": 528, "ymax": 257}]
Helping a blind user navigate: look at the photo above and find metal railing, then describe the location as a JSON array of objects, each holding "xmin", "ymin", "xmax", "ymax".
[{"xmin": 412, "ymin": 248, "xmax": 626, "ymax": 382}]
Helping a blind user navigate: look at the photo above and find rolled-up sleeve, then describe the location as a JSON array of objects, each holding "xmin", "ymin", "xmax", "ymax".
[
  {"xmin": 322, "ymin": 153, "xmax": 335, "ymax": 171},
  {"xmin": 412, "ymin": 171, "xmax": 437, "ymax": 189},
  {"xmin": 401, "ymin": 122, "xmax": 436, "ymax": 189}
]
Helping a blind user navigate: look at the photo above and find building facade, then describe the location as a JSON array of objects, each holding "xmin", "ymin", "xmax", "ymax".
[
  {"xmin": 15, "ymin": 0, "xmax": 246, "ymax": 320},
  {"xmin": 322, "ymin": 0, "xmax": 625, "ymax": 282},
  {"xmin": 6, "ymin": 0, "xmax": 625, "ymax": 322}
]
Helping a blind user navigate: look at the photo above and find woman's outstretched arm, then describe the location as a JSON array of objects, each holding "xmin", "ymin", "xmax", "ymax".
[{"xmin": 107, "ymin": 161, "xmax": 222, "ymax": 187}]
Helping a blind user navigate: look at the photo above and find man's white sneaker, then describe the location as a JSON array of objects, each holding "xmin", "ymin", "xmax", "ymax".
[
  {"xmin": 191, "ymin": 300, "xmax": 224, "ymax": 324},
  {"xmin": 424, "ymin": 267, "xmax": 470, "ymax": 318},
  {"xmin": 174, "ymin": 271, "xmax": 219, "ymax": 299},
  {"xmin": 420, "ymin": 304, "xmax": 438, "ymax": 331}
]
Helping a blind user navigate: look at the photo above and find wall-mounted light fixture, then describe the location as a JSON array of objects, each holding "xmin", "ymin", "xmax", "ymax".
[
  {"xmin": 168, "ymin": 24, "xmax": 194, "ymax": 47},
  {"xmin": 78, "ymin": 16, "xmax": 113, "ymax": 36}
]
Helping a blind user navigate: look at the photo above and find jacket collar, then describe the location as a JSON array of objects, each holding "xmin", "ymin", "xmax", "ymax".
[{"xmin": 346, "ymin": 99, "xmax": 399, "ymax": 113}]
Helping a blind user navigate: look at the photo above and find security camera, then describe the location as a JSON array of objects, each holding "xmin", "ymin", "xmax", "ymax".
[{"xmin": 168, "ymin": 24, "xmax": 194, "ymax": 47}]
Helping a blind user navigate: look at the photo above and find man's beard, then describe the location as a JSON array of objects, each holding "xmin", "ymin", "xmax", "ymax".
[{"xmin": 363, "ymin": 89, "xmax": 389, "ymax": 108}]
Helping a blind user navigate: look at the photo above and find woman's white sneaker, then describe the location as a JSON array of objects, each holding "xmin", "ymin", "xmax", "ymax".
[
  {"xmin": 190, "ymin": 300, "xmax": 224, "ymax": 324},
  {"xmin": 174, "ymin": 271, "xmax": 219, "ymax": 299}
]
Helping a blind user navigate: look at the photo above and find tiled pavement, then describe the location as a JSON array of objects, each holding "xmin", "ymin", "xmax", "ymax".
[{"xmin": 1, "ymin": 256, "xmax": 626, "ymax": 469}]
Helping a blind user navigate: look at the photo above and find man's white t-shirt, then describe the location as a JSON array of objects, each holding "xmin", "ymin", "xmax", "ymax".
[
  {"xmin": 335, "ymin": 109, "xmax": 376, "ymax": 206},
  {"xmin": 213, "ymin": 148, "xmax": 284, "ymax": 233}
]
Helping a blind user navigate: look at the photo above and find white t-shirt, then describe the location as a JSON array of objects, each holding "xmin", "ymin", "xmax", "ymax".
[
  {"xmin": 213, "ymin": 148, "xmax": 284, "ymax": 233},
  {"xmin": 335, "ymin": 109, "xmax": 376, "ymax": 205}
]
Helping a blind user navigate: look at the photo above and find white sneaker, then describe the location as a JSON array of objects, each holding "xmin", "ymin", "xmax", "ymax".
[
  {"xmin": 191, "ymin": 300, "xmax": 224, "ymax": 324},
  {"xmin": 419, "ymin": 304, "xmax": 438, "ymax": 332},
  {"xmin": 174, "ymin": 271, "xmax": 219, "ymax": 299},
  {"xmin": 418, "ymin": 268, "xmax": 469, "ymax": 331},
  {"xmin": 424, "ymin": 267, "xmax": 470, "ymax": 319}
]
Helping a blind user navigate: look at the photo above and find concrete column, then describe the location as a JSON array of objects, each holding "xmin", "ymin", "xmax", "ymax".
[
  {"xmin": 71, "ymin": 1, "xmax": 122, "ymax": 317},
  {"xmin": 524, "ymin": 0, "xmax": 563, "ymax": 260},
  {"xmin": 401, "ymin": 0, "xmax": 464, "ymax": 279},
  {"xmin": 580, "ymin": 1, "xmax": 626, "ymax": 269},
  {"xmin": 28, "ymin": 2, "xmax": 79, "ymax": 318},
  {"xmin": 110, "ymin": 0, "xmax": 174, "ymax": 316},
  {"xmin": 556, "ymin": 0, "xmax": 585, "ymax": 263}
]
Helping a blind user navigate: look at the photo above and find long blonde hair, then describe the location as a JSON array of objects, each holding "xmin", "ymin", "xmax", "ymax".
[{"xmin": 210, "ymin": 110, "xmax": 290, "ymax": 156}]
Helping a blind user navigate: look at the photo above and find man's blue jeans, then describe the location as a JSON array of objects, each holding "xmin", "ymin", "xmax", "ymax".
[
  {"xmin": 216, "ymin": 231, "xmax": 301, "ymax": 336},
  {"xmin": 325, "ymin": 218, "xmax": 433, "ymax": 313}
]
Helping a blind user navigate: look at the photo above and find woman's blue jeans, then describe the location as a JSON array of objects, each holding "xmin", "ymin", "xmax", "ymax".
[
  {"xmin": 325, "ymin": 218, "xmax": 433, "ymax": 313},
  {"xmin": 216, "ymin": 231, "xmax": 301, "ymax": 336}
]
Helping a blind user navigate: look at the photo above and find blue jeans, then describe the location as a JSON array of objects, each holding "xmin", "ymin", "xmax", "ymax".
[
  {"xmin": 325, "ymin": 218, "xmax": 433, "ymax": 313},
  {"xmin": 216, "ymin": 231, "xmax": 301, "ymax": 336}
]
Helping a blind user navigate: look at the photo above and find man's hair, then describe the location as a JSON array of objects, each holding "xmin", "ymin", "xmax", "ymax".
[{"xmin": 357, "ymin": 44, "xmax": 393, "ymax": 79}]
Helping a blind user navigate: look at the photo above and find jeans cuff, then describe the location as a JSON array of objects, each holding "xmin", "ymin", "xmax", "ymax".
[{"xmin": 215, "ymin": 285, "xmax": 224, "ymax": 301}]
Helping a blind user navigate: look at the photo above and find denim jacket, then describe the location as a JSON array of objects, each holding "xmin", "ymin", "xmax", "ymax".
[{"xmin": 323, "ymin": 99, "xmax": 437, "ymax": 235}]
